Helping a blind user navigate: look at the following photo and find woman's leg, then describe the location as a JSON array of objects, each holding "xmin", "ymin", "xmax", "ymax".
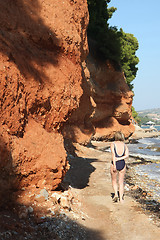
[
  {"xmin": 110, "ymin": 165, "xmax": 118, "ymax": 198},
  {"xmin": 118, "ymin": 166, "xmax": 126, "ymax": 202}
]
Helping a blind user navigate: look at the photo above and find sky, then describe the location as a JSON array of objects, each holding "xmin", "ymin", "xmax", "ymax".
[{"xmin": 108, "ymin": 0, "xmax": 160, "ymax": 111}]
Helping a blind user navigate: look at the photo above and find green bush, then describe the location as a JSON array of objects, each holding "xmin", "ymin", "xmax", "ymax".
[{"xmin": 87, "ymin": 0, "xmax": 139, "ymax": 91}]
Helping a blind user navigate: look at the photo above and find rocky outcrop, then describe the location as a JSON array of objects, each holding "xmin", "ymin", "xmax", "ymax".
[
  {"xmin": 87, "ymin": 57, "xmax": 135, "ymax": 140},
  {"xmin": 62, "ymin": 55, "xmax": 135, "ymax": 144},
  {"xmin": 0, "ymin": 0, "xmax": 89, "ymax": 203}
]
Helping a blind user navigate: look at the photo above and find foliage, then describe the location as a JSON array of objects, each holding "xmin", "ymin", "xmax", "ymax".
[
  {"xmin": 119, "ymin": 29, "xmax": 139, "ymax": 90},
  {"xmin": 138, "ymin": 115, "xmax": 151, "ymax": 125},
  {"xmin": 131, "ymin": 106, "xmax": 141, "ymax": 125},
  {"xmin": 154, "ymin": 120, "xmax": 160, "ymax": 125},
  {"xmin": 87, "ymin": 0, "xmax": 139, "ymax": 90},
  {"xmin": 87, "ymin": 0, "xmax": 121, "ymax": 62},
  {"xmin": 139, "ymin": 116, "xmax": 160, "ymax": 125}
]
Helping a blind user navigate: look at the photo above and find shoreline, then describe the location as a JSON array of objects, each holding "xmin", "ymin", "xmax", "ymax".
[
  {"xmin": 125, "ymin": 155, "xmax": 160, "ymax": 227},
  {"xmin": 126, "ymin": 129, "xmax": 160, "ymax": 226},
  {"xmin": 128, "ymin": 125, "xmax": 160, "ymax": 142},
  {"xmin": 74, "ymin": 141, "xmax": 160, "ymax": 238}
]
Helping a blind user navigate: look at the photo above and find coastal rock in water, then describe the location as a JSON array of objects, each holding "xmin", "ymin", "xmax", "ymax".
[{"xmin": 0, "ymin": 0, "xmax": 89, "ymax": 204}]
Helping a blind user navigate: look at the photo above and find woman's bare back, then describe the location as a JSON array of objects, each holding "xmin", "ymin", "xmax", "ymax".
[{"xmin": 114, "ymin": 141, "xmax": 125, "ymax": 157}]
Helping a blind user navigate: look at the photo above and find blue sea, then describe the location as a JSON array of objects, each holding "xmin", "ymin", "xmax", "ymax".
[
  {"xmin": 128, "ymin": 136, "xmax": 160, "ymax": 202},
  {"xmin": 155, "ymin": 125, "xmax": 160, "ymax": 131},
  {"xmin": 141, "ymin": 125, "xmax": 160, "ymax": 132}
]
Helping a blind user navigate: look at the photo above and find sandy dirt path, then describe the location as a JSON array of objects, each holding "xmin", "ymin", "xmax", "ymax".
[{"xmin": 66, "ymin": 141, "xmax": 160, "ymax": 240}]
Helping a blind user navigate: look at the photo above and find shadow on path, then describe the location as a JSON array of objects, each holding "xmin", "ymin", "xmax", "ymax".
[{"xmin": 64, "ymin": 155, "xmax": 99, "ymax": 189}]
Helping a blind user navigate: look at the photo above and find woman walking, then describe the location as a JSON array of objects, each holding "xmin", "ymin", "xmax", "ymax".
[{"xmin": 110, "ymin": 131, "xmax": 129, "ymax": 203}]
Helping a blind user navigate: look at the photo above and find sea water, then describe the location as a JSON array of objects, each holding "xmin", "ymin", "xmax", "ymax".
[
  {"xmin": 155, "ymin": 125, "xmax": 160, "ymax": 131},
  {"xmin": 128, "ymin": 136, "xmax": 160, "ymax": 202},
  {"xmin": 141, "ymin": 125, "xmax": 160, "ymax": 132}
]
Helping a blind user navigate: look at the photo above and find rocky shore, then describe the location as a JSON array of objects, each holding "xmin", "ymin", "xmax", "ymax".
[
  {"xmin": 125, "ymin": 156, "xmax": 160, "ymax": 227},
  {"xmin": 125, "ymin": 127, "xmax": 160, "ymax": 226},
  {"xmin": 129, "ymin": 124, "xmax": 160, "ymax": 141}
]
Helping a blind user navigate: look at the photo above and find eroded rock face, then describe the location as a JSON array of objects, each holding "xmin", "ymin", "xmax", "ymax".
[
  {"xmin": 11, "ymin": 119, "xmax": 68, "ymax": 190},
  {"xmin": 0, "ymin": 0, "xmax": 89, "ymax": 203},
  {"xmin": 62, "ymin": 62, "xmax": 95, "ymax": 145},
  {"xmin": 62, "ymin": 56, "xmax": 135, "ymax": 143},
  {"xmin": 88, "ymin": 58, "xmax": 135, "ymax": 140}
]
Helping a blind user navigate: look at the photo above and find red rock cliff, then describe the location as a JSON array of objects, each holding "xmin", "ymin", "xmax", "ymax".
[
  {"xmin": 0, "ymin": 1, "xmax": 135, "ymax": 205},
  {"xmin": 0, "ymin": 0, "xmax": 89, "ymax": 204}
]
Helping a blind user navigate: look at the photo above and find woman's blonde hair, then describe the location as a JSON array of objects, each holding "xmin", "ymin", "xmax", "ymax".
[{"xmin": 114, "ymin": 131, "xmax": 125, "ymax": 141}]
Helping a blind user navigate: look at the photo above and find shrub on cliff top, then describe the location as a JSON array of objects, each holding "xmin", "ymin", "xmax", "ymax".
[
  {"xmin": 87, "ymin": 0, "xmax": 139, "ymax": 91},
  {"xmin": 87, "ymin": 0, "xmax": 120, "ymax": 62}
]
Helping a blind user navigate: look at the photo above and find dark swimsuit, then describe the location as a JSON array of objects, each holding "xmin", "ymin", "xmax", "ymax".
[{"xmin": 112, "ymin": 143, "xmax": 126, "ymax": 171}]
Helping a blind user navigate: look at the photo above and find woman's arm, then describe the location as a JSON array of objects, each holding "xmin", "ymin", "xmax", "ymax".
[{"xmin": 110, "ymin": 143, "xmax": 117, "ymax": 171}]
